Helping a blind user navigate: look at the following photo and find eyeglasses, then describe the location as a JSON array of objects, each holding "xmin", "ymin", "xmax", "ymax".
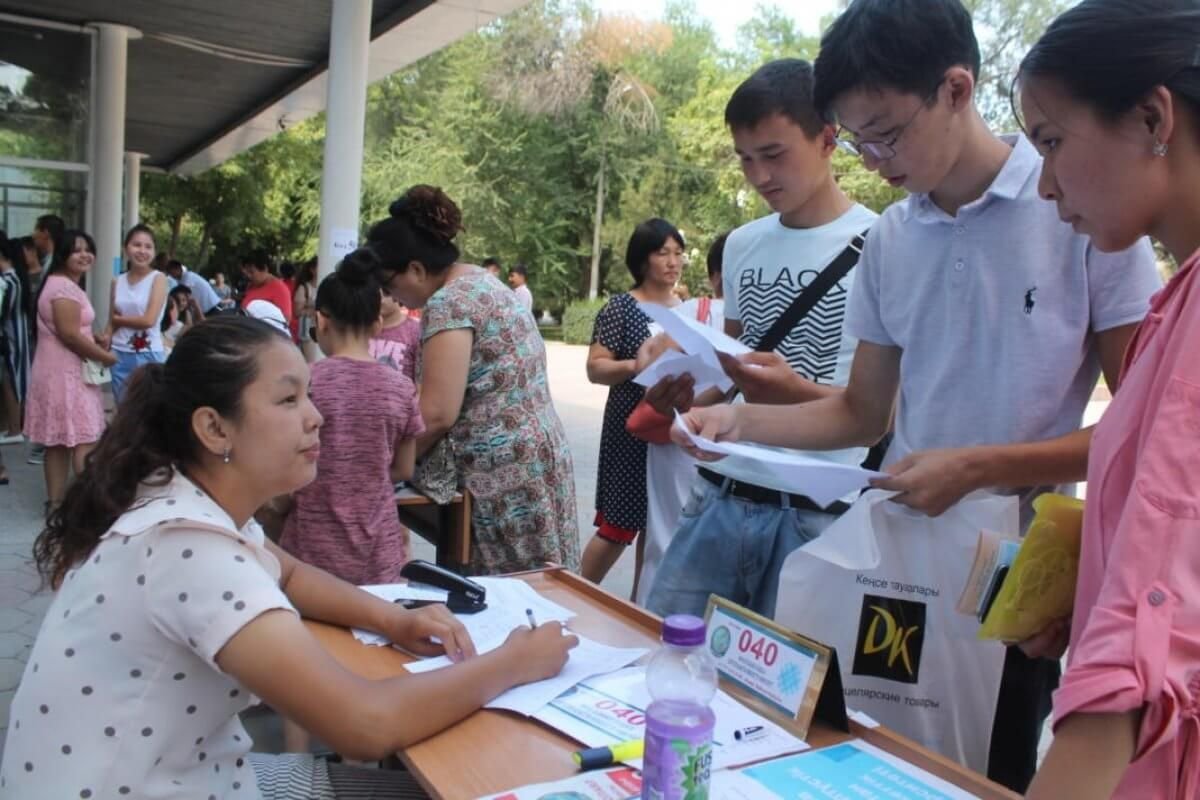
[{"xmin": 835, "ymin": 84, "xmax": 942, "ymax": 161}]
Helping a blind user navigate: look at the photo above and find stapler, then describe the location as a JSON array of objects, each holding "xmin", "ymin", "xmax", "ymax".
[{"xmin": 399, "ymin": 559, "xmax": 487, "ymax": 614}]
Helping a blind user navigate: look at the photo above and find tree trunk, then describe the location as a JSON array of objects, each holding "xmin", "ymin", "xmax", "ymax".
[
  {"xmin": 197, "ymin": 227, "xmax": 212, "ymax": 269},
  {"xmin": 168, "ymin": 214, "xmax": 183, "ymax": 258},
  {"xmin": 587, "ymin": 154, "xmax": 606, "ymax": 300}
]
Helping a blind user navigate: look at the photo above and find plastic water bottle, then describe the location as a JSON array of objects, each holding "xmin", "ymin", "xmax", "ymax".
[{"xmin": 641, "ymin": 615, "xmax": 718, "ymax": 800}]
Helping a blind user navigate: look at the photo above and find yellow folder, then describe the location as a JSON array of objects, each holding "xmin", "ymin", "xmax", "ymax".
[{"xmin": 978, "ymin": 493, "xmax": 1084, "ymax": 642}]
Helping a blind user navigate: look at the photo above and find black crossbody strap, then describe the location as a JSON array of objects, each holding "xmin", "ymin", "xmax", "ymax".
[{"xmin": 754, "ymin": 231, "xmax": 867, "ymax": 354}]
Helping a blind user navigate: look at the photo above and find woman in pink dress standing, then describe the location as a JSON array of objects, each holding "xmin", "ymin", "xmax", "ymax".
[
  {"xmin": 1018, "ymin": 1, "xmax": 1200, "ymax": 797},
  {"xmin": 24, "ymin": 230, "xmax": 115, "ymax": 514}
]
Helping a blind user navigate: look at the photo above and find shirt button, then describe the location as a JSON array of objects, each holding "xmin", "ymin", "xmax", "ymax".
[
  {"xmin": 954, "ymin": 261, "xmax": 965, "ymax": 272},
  {"xmin": 955, "ymin": 225, "xmax": 965, "ymax": 234},
  {"xmin": 1148, "ymin": 590, "xmax": 1166, "ymax": 607}
]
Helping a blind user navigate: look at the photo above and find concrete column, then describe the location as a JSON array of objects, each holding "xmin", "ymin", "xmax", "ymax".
[
  {"xmin": 316, "ymin": 0, "xmax": 372, "ymax": 282},
  {"xmin": 124, "ymin": 151, "xmax": 146, "ymax": 231},
  {"xmin": 87, "ymin": 22, "xmax": 141, "ymax": 326}
]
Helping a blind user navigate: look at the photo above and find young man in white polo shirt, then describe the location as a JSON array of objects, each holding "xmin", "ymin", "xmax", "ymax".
[
  {"xmin": 676, "ymin": 0, "xmax": 1161, "ymax": 792},
  {"xmin": 643, "ymin": 59, "xmax": 877, "ymax": 620}
]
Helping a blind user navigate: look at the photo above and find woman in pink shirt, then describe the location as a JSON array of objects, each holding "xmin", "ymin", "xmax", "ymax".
[{"xmin": 1017, "ymin": 2, "xmax": 1200, "ymax": 797}]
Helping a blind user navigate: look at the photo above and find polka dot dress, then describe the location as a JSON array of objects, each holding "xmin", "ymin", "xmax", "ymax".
[
  {"xmin": 591, "ymin": 292, "xmax": 655, "ymax": 533},
  {"xmin": 0, "ymin": 472, "xmax": 294, "ymax": 799}
]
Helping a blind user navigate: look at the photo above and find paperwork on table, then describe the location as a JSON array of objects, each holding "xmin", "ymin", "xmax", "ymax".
[
  {"xmin": 710, "ymin": 739, "xmax": 981, "ymax": 800},
  {"xmin": 534, "ymin": 667, "xmax": 808, "ymax": 771},
  {"xmin": 673, "ymin": 412, "xmax": 881, "ymax": 506},
  {"xmin": 352, "ymin": 577, "xmax": 646, "ymax": 716}
]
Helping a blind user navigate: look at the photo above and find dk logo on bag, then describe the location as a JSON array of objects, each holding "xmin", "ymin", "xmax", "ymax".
[{"xmin": 851, "ymin": 594, "xmax": 926, "ymax": 685}]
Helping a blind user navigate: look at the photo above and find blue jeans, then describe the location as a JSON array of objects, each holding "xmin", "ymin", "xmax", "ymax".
[
  {"xmin": 111, "ymin": 350, "xmax": 164, "ymax": 404},
  {"xmin": 644, "ymin": 476, "xmax": 840, "ymax": 619}
]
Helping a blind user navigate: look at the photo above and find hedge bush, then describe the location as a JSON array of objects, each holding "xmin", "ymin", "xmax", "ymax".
[{"xmin": 562, "ymin": 297, "xmax": 607, "ymax": 345}]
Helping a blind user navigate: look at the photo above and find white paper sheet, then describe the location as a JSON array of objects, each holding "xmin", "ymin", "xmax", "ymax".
[
  {"xmin": 391, "ymin": 577, "xmax": 576, "ymax": 664},
  {"xmin": 351, "ymin": 584, "xmax": 452, "ymax": 647},
  {"xmin": 673, "ymin": 412, "xmax": 882, "ymax": 506},
  {"xmin": 633, "ymin": 350, "xmax": 733, "ymax": 394},
  {"xmin": 533, "ymin": 667, "xmax": 808, "ymax": 771},
  {"xmin": 483, "ymin": 636, "xmax": 647, "ymax": 714},
  {"xmin": 638, "ymin": 301, "xmax": 750, "ymax": 359},
  {"xmin": 351, "ymin": 577, "xmax": 575, "ymax": 649}
]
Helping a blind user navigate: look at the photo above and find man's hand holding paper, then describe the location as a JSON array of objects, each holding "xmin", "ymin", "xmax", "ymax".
[
  {"xmin": 671, "ymin": 404, "xmax": 742, "ymax": 460},
  {"xmin": 716, "ymin": 350, "xmax": 808, "ymax": 404},
  {"xmin": 671, "ymin": 411, "xmax": 880, "ymax": 507}
]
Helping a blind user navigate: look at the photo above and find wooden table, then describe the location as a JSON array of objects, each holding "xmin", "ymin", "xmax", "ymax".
[
  {"xmin": 395, "ymin": 487, "xmax": 472, "ymax": 571},
  {"xmin": 308, "ymin": 568, "xmax": 1019, "ymax": 800}
]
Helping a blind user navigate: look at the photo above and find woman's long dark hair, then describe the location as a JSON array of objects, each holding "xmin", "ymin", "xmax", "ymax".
[
  {"xmin": 1016, "ymin": 0, "xmax": 1200, "ymax": 123},
  {"xmin": 33, "ymin": 315, "xmax": 285, "ymax": 587},
  {"xmin": 30, "ymin": 229, "xmax": 93, "ymax": 346},
  {"xmin": 0, "ymin": 230, "xmax": 33, "ymax": 324}
]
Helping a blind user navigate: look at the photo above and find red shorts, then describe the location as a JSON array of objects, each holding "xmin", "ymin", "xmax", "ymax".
[{"xmin": 594, "ymin": 511, "xmax": 639, "ymax": 546}]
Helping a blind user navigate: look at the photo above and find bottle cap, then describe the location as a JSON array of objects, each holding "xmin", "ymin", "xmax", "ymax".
[{"xmin": 662, "ymin": 614, "xmax": 706, "ymax": 647}]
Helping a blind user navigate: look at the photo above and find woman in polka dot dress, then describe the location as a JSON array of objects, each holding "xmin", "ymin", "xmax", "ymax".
[
  {"xmin": 0, "ymin": 316, "xmax": 577, "ymax": 800},
  {"xmin": 581, "ymin": 219, "xmax": 684, "ymax": 595}
]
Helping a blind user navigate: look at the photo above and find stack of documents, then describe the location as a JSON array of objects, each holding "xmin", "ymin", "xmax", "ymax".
[{"xmin": 353, "ymin": 577, "xmax": 646, "ymax": 715}]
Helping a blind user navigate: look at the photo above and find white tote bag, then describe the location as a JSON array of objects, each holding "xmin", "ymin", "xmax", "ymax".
[{"xmin": 774, "ymin": 489, "xmax": 1017, "ymax": 773}]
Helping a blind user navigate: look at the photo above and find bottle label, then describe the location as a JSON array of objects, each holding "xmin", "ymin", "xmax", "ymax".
[{"xmin": 642, "ymin": 718, "xmax": 713, "ymax": 800}]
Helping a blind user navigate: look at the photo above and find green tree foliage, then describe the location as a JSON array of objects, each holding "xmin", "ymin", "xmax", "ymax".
[{"xmin": 139, "ymin": 0, "xmax": 1070, "ymax": 305}]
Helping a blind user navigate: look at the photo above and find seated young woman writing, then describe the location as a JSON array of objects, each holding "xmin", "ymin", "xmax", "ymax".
[{"xmin": 0, "ymin": 315, "xmax": 576, "ymax": 800}]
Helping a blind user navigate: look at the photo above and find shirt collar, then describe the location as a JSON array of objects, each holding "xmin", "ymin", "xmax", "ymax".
[
  {"xmin": 909, "ymin": 133, "xmax": 1039, "ymax": 220},
  {"xmin": 106, "ymin": 469, "xmax": 261, "ymax": 545}
]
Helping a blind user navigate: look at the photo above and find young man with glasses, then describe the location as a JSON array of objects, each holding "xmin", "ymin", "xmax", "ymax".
[
  {"xmin": 674, "ymin": 0, "xmax": 1160, "ymax": 792},
  {"xmin": 643, "ymin": 59, "xmax": 877, "ymax": 620}
]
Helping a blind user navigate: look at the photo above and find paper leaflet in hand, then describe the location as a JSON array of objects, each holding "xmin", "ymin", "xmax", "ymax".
[
  {"xmin": 636, "ymin": 301, "xmax": 747, "ymax": 394},
  {"xmin": 633, "ymin": 349, "xmax": 732, "ymax": 394},
  {"xmin": 637, "ymin": 301, "xmax": 750, "ymax": 360},
  {"xmin": 672, "ymin": 411, "xmax": 881, "ymax": 507}
]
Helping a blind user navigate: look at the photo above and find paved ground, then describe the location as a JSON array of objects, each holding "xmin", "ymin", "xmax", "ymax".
[{"xmin": 0, "ymin": 341, "xmax": 1105, "ymax": 760}]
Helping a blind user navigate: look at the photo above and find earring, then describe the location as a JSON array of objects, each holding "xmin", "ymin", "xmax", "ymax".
[
  {"xmin": 222, "ymin": 448, "xmax": 232, "ymax": 465},
  {"xmin": 1153, "ymin": 140, "xmax": 1169, "ymax": 157}
]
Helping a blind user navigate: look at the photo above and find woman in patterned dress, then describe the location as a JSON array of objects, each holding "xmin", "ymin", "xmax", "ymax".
[{"xmin": 367, "ymin": 185, "xmax": 580, "ymax": 575}]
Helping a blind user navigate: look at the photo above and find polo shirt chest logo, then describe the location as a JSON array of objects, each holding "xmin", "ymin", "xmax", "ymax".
[{"xmin": 1024, "ymin": 286, "xmax": 1037, "ymax": 315}]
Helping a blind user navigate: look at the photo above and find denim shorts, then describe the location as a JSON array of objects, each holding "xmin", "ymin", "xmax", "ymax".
[
  {"xmin": 111, "ymin": 350, "xmax": 164, "ymax": 404},
  {"xmin": 644, "ymin": 475, "xmax": 840, "ymax": 619}
]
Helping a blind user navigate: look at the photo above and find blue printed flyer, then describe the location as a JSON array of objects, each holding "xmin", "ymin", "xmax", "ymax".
[{"xmin": 711, "ymin": 739, "xmax": 980, "ymax": 800}]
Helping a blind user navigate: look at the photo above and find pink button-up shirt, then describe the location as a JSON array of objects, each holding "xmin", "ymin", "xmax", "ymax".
[{"xmin": 1055, "ymin": 251, "xmax": 1200, "ymax": 798}]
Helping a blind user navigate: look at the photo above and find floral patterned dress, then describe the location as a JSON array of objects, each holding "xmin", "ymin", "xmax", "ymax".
[{"xmin": 422, "ymin": 270, "xmax": 580, "ymax": 575}]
